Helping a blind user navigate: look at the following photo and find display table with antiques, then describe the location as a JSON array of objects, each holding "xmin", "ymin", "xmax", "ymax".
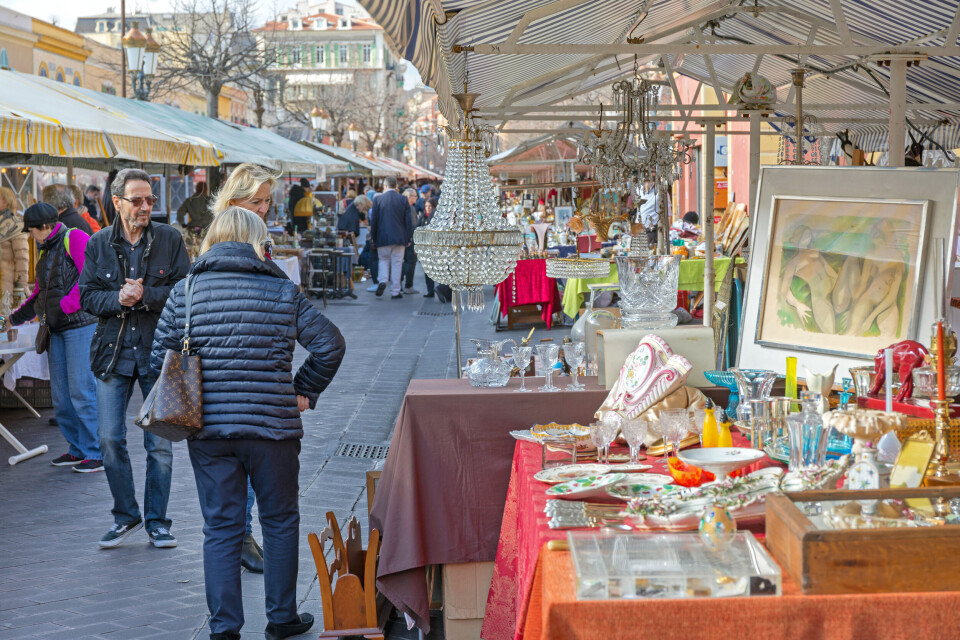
[
  {"xmin": 495, "ymin": 258, "xmax": 563, "ymax": 329},
  {"xmin": 560, "ymin": 258, "xmax": 743, "ymax": 319},
  {"xmin": 0, "ymin": 326, "xmax": 48, "ymax": 465}
]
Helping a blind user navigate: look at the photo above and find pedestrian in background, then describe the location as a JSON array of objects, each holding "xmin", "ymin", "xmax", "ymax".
[
  {"xmin": 79, "ymin": 168, "xmax": 190, "ymax": 549},
  {"xmin": 209, "ymin": 161, "xmax": 284, "ymax": 572},
  {"xmin": 368, "ymin": 176, "xmax": 414, "ymax": 300},
  {"xmin": 421, "ymin": 197, "xmax": 438, "ymax": 299},
  {"xmin": 401, "ymin": 188, "xmax": 420, "ymax": 295},
  {"xmin": 179, "ymin": 181, "xmax": 213, "ymax": 230},
  {"xmin": 41, "ymin": 184, "xmax": 93, "ymax": 235},
  {"xmin": 0, "ymin": 187, "xmax": 30, "ymax": 295},
  {"xmin": 5, "ymin": 203, "xmax": 101, "ymax": 472},
  {"xmin": 152, "ymin": 207, "xmax": 345, "ymax": 640},
  {"xmin": 68, "ymin": 184, "xmax": 102, "ymax": 234},
  {"xmin": 337, "ymin": 194, "xmax": 370, "ymax": 238}
]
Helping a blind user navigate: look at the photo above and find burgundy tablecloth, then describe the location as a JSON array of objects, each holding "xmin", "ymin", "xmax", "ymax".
[{"xmin": 370, "ymin": 377, "xmax": 610, "ymax": 633}]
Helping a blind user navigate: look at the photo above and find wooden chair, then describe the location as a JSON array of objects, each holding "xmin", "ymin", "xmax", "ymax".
[{"xmin": 308, "ymin": 512, "xmax": 387, "ymax": 639}]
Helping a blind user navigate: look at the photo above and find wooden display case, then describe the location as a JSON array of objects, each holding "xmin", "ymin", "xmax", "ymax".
[{"xmin": 766, "ymin": 487, "xmax": 960, "ymax": 595}]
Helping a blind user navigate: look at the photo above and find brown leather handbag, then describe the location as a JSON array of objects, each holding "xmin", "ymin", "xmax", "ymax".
[{"xmin": 136, "ymin": 274, "xmax": 203, "ymax": 441}]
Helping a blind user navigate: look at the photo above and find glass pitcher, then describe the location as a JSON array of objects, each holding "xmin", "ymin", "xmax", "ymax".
[
  {"xmin": 466, "ymin": 338, "xmax": 518, "ymax": 388},
  {"xmin": 570, "ymin": 283, "xmax": 620, "ymax": 376}
]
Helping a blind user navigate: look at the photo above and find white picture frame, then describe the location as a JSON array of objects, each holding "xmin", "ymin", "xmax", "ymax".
[
  {"xmin": 737, "ymin": 166, "xmax": 960, "ymax": 378},
  {"xmin": 554, "ymin": 205, "xmax": 574, "ymax": 230}
]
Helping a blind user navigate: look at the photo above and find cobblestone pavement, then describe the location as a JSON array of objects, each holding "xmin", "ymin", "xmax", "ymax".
[{"xmin": 0, "ymin": 270, "xmax": 544, "ymax": 640}]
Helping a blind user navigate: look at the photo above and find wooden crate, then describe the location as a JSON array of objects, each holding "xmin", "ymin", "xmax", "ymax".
[{"xmin": 766, "ymin": 488, "xmax": 960, "ymax": 595}]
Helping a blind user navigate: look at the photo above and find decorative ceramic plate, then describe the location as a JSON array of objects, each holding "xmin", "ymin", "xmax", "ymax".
[
  {"xmin": 509, "ymin": 430, "xmax": 539, "ymax": 443},
  {"xmin": 530, "ymin": 422, "xmax": 592, "ymax": 446},
  {"xmin": 605, "ymin": 463, "xmax": 654, "ymax": 473},
  {"xmin": 607, "ymin": 482, "xmax": 682, "ymax": 501},
  {"xmin": 533, "ymin": 464, "xmax": 609, "ymax": 485},
  {"xmin": 545, "ymin": 473, "xmax": 625, "ymax": 500},
  {"xmin": 617, "ymin": 473, "xmax": 673, "ymax": 486}
]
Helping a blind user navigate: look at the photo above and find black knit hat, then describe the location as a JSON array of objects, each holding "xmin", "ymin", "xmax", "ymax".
[{"xmin": 21, "ymin": 202, "xmax": 59, "ymax": 232}]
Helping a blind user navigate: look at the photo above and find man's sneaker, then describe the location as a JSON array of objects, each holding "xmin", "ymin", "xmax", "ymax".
[
  {"xmin": 50, "ymin": 453, "xmax": 83, "ymax": 466},
  {"xmin": 98, "ymin": 519, "xmax": 143, "ymax": 548},
  {"xmin": 375, "ymin": 283, "xmax": 386, "ymax": 297},
  {"xmin": 265, "ymin": 613, "xmax": 314, "ymax": 640},
  {"xmin": 72, "ymin": 459, "xmax": 104, "ymax": 473},
  {"xmin": 424, "ymin": 292, "xmax": 435, "ymax": 298},
  {"xmin": 404, "ymin": 287, "xmax": 420, "ymax": 295},
  {"xmin": 365, "ymin": 284, "xmax": 378, "ymax": 292},
  {"xmin": 148, "ymin": 526, "xmax": 178, "ymax": 548},
  {"xmin": 391, "ymin": 293, "xmax": 403, "ymax": 299}
]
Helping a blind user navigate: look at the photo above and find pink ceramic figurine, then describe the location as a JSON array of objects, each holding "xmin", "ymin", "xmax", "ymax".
[{"xmin": 868, "ymin": 340, "xmax": 928, "ymax": 402}]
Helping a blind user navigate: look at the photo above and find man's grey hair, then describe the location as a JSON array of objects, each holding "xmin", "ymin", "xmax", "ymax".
[
  {"xmin": 111, "ymin": 168, "xmax": 152, "ymax": 198},
  {"xmin": 41, "ymin": 184, "xmax": 75, "ymax": 212},
  {"xmin": 403, "ymin": 188, "xmax": 418, "ymax": 198},
  {"xmin": 382, "ymin": 176, "xmax": 397, "ymax": 190}
]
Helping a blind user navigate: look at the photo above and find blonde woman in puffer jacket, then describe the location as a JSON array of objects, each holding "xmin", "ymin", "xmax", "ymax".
[{"xmin": 0, "ymin": 187, "xmax": 30, "ymax": 296}]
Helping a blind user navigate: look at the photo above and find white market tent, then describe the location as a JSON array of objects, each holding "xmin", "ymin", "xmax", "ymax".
[{"xmin": 359, "ymin": 0, "xmax": 960, "ymax": 329}]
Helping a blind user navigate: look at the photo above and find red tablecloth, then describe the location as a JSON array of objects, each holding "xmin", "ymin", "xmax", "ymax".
[
  {"xmin": 482, "ymin": 436, "xmax": 771, "ymax": 640},
  {"xmin": 496, "ymin": 259, "xmax": 562, "ymax": 328}
]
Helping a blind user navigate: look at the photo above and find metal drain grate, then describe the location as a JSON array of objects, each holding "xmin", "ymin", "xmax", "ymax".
[
  {"xmin": 415, "ymin": 310, "xmax": 456, "ymax": 317},
  {"xmin": 335, "ymin": 443, "xmax": 389, "ymax": 459}
]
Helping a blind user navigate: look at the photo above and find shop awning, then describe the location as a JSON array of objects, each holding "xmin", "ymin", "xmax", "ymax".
[
  {"xmin": 303, "ymin": 141, "xmax": 398, "ymax": 177},
  {"xmin": 374, "ymin": 156, "xmax": 443, "ymax": 180},
  {"xmin": 0, "ymin": 70, "xmax": 217, "ymax": 165},
  {"xmin": 360, "ymin": 0, "xmax": 960, "ymax": 149}
]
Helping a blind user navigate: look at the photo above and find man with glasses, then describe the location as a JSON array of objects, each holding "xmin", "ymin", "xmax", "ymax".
[{"xmin": 79, "ymin": 168, "xmax": 191, "ymax": 549}]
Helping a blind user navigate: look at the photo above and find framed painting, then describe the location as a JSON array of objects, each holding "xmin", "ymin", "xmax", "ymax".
[
  {"xmin": 755, "ymin": 196, "xmax": 929, "ymax": 359},
  {"xmin": 738, "ymin": 167, "xmax": 959, "ymax": 377}
]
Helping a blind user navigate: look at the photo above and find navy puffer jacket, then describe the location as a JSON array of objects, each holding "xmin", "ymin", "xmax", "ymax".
[{"xmin": 150, "ymin": 241, "xmax": 345, "ymax": 440}]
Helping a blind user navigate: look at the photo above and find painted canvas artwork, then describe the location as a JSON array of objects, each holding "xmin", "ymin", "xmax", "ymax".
[{"xmin": 756, "ymin": 196, "xmax": 928, "ymax": 358}]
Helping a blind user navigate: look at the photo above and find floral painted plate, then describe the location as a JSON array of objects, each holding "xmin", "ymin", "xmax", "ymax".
[
  {"xmin": 606, "ymin": 463, "xmax": 654, "ymax": 473},
  {"xmin": 607, "ymin": 482, "xmax": 682, "ymax": 501},
  {"xmin": 533, "ymin": 464, "xmax": 609, "ymax": 485},
  {"xmin": 617, "ymin": 473, "xmax": 673, "ymax": 486},
  {"xmin": 530, "ymin": 422, "xmax": 592, "ymax": 446},
  {"xmin": 545, "ymin": 473, "xmax": 625, "ymax": 500}
]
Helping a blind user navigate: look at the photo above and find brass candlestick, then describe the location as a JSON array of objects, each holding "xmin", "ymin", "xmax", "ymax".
[{"xmin": 929, "ymin": 322, "xmax": 958, "ymax": 478}]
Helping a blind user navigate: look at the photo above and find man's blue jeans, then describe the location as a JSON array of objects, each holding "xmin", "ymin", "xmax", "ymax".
[
  {"xmin": 97, "ymin": 368, "xmax": 173, "ymax": 530},
  {"xmin": 48, "ymin": 324, "xmax": 100, "ymax": 460}
]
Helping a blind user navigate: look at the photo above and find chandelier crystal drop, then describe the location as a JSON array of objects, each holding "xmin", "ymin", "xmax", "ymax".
[{"xmin": 414, "ymin": 94, "xmax": 523, "ymax": 312}]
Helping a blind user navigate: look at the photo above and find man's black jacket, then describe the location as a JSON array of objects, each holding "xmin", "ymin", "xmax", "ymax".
[{"xmin": 79, "ymin": 220, "xmax": 190, "ymax": 378}]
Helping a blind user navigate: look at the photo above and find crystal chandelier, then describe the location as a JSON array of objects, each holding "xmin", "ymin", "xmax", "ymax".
[{"xmin": 414, "ymin": 92, "xmax": 523, "ymax": 312}]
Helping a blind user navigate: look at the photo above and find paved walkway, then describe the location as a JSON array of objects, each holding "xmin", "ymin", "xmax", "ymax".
[{"xmin": 0, "ymin": 272, "xmax": 547, "ymax": 640}]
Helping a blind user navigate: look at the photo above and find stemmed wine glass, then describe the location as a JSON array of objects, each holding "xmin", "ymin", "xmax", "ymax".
[
  {"xmin": 537, "ymin": 343, "xmax": 560, "ymax": 392},
  {"xmin": 565, "ymin": 341, "xmax": 586, "ymax": 391},
  {"xmin": 512, "ymin": 346, "xmax": 533, "ymax": 393},
  {"xmin": 599, "ymin": 413, "xmax": 622, "ymax": 464},
  {"xmin": 660, "ymin": 409, "xmax": 691, "ymax": 460},
  {"xmin": 621, "ymin": 415, "xmax": 649, "ymax": 464},
  {"xmin": 689, "ymin": 408, "xmax": 705, "ymax": 446}
]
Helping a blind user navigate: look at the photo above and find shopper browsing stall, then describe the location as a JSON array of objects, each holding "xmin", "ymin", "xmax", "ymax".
[
  {"xmin": 4, "ymin": 203, "xmax": 101, "ymax": 472},
  {"xmin": 151, "ymin": 207, "xmax": 345, "ymax": 640},
  {"xmin": 79, "ymin": 168, "xmax": 191, "ymax": 550}
]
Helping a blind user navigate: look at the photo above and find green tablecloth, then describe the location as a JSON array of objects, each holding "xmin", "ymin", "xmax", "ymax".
[{"xmin": 560, "ymin": 257, "xmax": 743, "ymax": 319}]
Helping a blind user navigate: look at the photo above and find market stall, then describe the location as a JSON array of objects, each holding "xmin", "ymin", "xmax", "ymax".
[{"xmin": 495, "ymin": 258, "xmax": 563, "ymax": 329}]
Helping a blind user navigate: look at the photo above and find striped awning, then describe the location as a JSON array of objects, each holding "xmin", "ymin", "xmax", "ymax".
[
  {"xmin": 0, "ymin": 70, "xmax": 218, "ymax": 165},
  {"xmin": 359, "ymin": 0, "xmax": 960, "ymax": 151}
]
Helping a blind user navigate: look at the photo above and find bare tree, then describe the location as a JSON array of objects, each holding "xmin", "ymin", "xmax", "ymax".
[
  {"xmin": 276, "ymin": 71, "xmax": 362, "ymax": 146},
  {"xmin": 157, "ymin": 0, "xmax": 276, "ymax": 119}
]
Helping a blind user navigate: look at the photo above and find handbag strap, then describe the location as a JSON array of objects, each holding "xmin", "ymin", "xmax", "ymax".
[{"xmin": 182, "ymin": 273, "xmax": 196, "ymax": 355}]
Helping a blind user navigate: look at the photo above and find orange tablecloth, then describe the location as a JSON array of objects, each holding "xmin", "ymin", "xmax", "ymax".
[{"xmin": 526, "ymin": 548, "xmax": 960, "ymax": 640}]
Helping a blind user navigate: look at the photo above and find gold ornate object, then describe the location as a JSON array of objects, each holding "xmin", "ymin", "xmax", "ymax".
[{"xmin": 930, "ymin": 322, "xmax": 959, "ymax": 480}]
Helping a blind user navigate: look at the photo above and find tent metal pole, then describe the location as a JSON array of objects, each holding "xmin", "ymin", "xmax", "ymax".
[
  {"xmin": 749, "ymin": 111, "xmax": 761, "ymax": 216},
  {"xmin": 702, "ymin": 122, "xmax": 716, "ymax": 328},
  {"xmin": 888, "ymin": 59, "xmax": 908, "ymax": 167}
]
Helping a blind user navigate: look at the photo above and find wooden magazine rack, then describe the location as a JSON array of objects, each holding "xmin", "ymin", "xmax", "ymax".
[{"xmin": 308, "ymin": 511, "xmax": 388, "ymax": 639}]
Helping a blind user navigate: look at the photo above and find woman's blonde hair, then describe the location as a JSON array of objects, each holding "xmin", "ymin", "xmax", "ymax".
[
  {"xmin": 345, "ymin": 189, "xmax": 357, "ymax": 199},
  {"xmin": 200, "ymin": 206, "xmax": 269, "ymax": 260},
  {"xmin": 0, "ymin": 187, "xmax": 18, "ymax": 212},
  {"xmin": 210, "ymin": 163, "xmax": 281, "ymax": 215}
]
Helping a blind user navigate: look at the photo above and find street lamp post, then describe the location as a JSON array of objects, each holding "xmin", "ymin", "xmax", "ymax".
[
  {"xmin": 122, "ymin": 23, "xmax": 159, "ymax": 100},
  {"xmin": 348, "ymin": 123, "xmax": 360, "ymax": 152},
  {"xmin": 310, "ymin": 107, "xmax": 329, "ymax": 143}
]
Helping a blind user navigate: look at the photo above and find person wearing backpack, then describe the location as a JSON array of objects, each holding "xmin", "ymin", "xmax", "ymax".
[{"xmin": 3, "ymin": 203, "xmax": 101, "ymax": 472}]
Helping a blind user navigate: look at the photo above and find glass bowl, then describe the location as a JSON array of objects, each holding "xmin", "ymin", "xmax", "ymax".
[
  {"xmin": 849, "ymin": 365, "xmax": 900, "ymax": 398},
  {"xmin": 911, "ymin": 365, "xmax": 960, "ymax": 399}
]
